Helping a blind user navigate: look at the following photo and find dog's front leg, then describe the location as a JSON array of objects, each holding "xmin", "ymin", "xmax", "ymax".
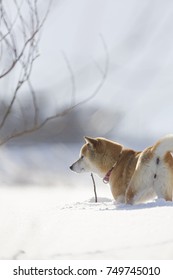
[
  {"xmin": 125, "ymin": 184, "xmax": 136, "ymax": 204},
  {"xmin": 125, "ymin": 166, "xmax": 142, "ymax": 204}
]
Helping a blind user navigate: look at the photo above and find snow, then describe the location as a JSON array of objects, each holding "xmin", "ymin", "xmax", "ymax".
[
  {"xmin": 0, "ymin": 144, "xmax": 173, "ymax": 260},
  {"xmin": 0, "ymin": 185, "xmax": 173, "ymax": 260}
]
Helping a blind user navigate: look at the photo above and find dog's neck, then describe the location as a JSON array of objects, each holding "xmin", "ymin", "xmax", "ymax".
[
  {"xmin": 104, "ymin": 147, "xmax": 123, "ymax": 170},
  {"xmin": 96, "ymin": 144, "xmax": 123, "ymax": 178}
]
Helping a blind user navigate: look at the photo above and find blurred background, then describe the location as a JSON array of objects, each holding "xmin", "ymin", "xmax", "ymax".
[{"xmin": 0, "ymin": 0, "xmax": 173, "ymax": 187}]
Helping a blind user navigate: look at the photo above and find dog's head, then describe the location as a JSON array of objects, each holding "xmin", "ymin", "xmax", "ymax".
[
  {"xmin": 70, "ymin": 137, "xmax": 102, "ymax": 175},
  {"xmin": 70, "ymin": 136, "xmax": 122, "ymax": 177}
]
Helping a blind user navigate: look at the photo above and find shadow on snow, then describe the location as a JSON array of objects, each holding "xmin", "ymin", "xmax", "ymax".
[{"xmin": 61, "ymin": 197, "xmax": 173, "ymax": 211}]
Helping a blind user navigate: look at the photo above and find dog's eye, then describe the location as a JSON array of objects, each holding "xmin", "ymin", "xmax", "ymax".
[{"xmin": 81, "ymin": 155, "xmax": 84, "ymax": 159}]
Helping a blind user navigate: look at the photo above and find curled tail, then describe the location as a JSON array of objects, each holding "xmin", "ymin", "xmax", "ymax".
[{"xmin": 154, "ymin": 134, "xmax": 173, "ymax": 157}]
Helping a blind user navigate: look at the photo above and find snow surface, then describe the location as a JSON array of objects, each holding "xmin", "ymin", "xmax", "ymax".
[
  {"xmin": 0, "ymin": 144, "xmax": 173, "ymax": 260},
  {"xmin": 0, "ymin": 185, "xmax": 173, "ymax": 260}
]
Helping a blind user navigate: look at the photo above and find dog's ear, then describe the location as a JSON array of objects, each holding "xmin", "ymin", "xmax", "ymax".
[{"xmin": 84, "ymin": 136, "xmax": 98, "ymax": 149}]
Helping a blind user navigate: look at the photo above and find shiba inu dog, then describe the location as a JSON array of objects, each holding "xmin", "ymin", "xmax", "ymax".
[{"xmin": 70, "ymin": 135, "xmax": 173, "ymax": 204}]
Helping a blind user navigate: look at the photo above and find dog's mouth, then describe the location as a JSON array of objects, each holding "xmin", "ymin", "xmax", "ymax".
[{"xmin": 76, "ymin": 168, "xmax": 85, "ymax": 173}]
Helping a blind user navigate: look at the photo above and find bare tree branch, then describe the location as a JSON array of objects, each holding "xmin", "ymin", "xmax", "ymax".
[
  {"xmin": 0, "ymin": 33, "xmax": 109, "ymax": 145},
  {"xmin": 0, "ymin": 1, "xmax": 109, "ymax": 146},
  {"xmin": 0, "ymin": 0, "xmax": 52, "ymax": 130},
  {"xmin": 0, "ymin": 0, "xmax": 51, "ymax": 79},
  {"xmin": 0, "ymin": 24, "xmax": 39, "ymax": 79}
]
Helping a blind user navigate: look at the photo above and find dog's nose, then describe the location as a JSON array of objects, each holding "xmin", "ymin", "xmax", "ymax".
[{"xmin": 69, "ymin": 165, "xmax": 73, "ymax": 170}]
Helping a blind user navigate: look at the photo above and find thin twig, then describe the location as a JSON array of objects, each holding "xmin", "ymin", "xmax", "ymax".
[
  {"xmin": 91, "ymin": 173, "xmax": 98, "ymax": 203},
  {"xmin": 77, "ymin": 34, "xmax": 109, "ymax": 106},
  {"xmin": 61, "ymin": 51, "xmax": 76, "ymax": 107}
]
